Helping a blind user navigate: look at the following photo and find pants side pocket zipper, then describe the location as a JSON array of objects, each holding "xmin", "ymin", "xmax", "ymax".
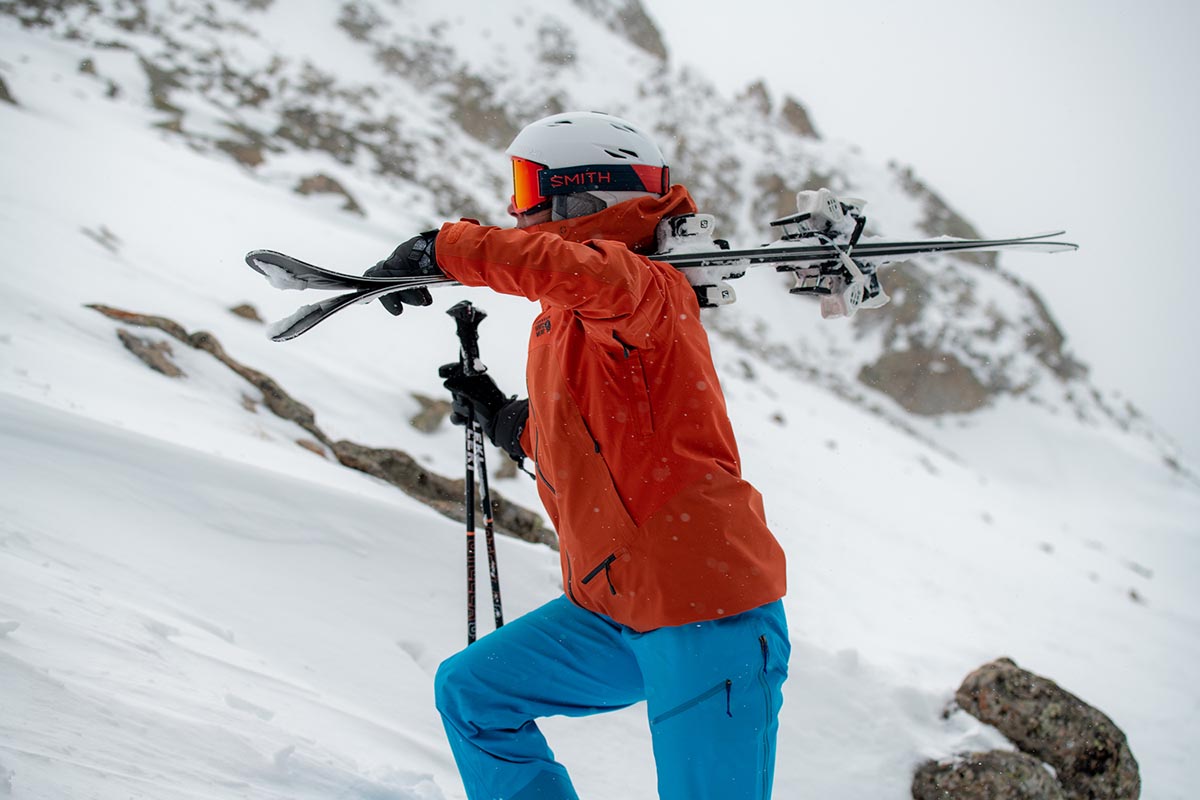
[{"xmin": 651, "ymin": 679, "xmax": 733, "ymax": 726}]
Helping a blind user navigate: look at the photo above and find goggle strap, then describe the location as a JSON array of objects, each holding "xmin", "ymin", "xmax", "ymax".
[{"xmin": 538, "ymin": 164, "xmax": 668, "ymax": 197}]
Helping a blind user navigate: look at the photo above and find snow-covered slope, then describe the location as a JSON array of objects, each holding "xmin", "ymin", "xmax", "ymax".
[{"xmin": 1, "ymin": 2, "xmax": 1197, "ymax": 799}]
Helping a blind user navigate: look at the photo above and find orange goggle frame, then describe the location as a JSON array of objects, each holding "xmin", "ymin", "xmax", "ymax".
[{"xmin": 510, "ymin": 156, "xmax": 669, "ymax": 214}]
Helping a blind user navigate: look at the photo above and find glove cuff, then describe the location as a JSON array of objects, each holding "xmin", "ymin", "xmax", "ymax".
[
  {"xmin": 412, "ymin": 230, "xmax": 441, "ymax": 275},
  {"xmin": 489, "ymin": 398, "xmax": 529, "ymax": 462}
]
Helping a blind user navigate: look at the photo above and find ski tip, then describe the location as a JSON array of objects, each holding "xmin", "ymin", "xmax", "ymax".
[
  {"xmin": 265, "ymin": 311, "xmax": 312, "ymax": 342},
  {"xmin": 244, "ymin": 249, "xmax": 279, "ymax": 276},
  {"xmin": 1024, "ymin": 238, "xmax": 1078, "ymax": 253},
  {"xmin": 1017, "ymin": 231, "xmax": 1078, "ymax": 251}
]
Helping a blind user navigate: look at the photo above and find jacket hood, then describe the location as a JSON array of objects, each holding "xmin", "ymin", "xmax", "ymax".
[{"xmin": 522, "ymin": 185, "xmax": 698, "ymax": 254}]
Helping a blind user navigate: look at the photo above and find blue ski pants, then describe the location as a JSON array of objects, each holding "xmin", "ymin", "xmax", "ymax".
[{"xmin": 434, "ymin": 595, "xmax": 790, "ymax": 800}]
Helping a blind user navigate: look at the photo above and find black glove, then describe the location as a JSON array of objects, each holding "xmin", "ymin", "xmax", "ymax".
[
  {"xmin": 364, "ymin": 230, "xmax": 442, "ymax": 315},
  {"xmin": 439, "ymin": 362, "xmax": 528, "ymax": 461}
]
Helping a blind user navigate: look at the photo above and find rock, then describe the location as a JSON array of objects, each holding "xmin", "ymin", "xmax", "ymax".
[
  {"xmin": 858, "ymin": 345, "xmax": 990, "ymax": 415},
  {"xmin": 572, "ymin": 0, "xmax": 668, "ymax": 60},
  {"xmin": 493, "ymin": 456, "xmax": 518, "ymax": 480},
  {"xmin": 188, "ymin": 330, "xmax": 329, "ymax": 446},
  {"xmin": 0, "ymin": 74, "xmax": 16, "ymax": 105},
  {"xmin": 294, "ymin": 173, "xmax": 363, "ymax": 215},
  {"xmin": 913, "ymin": 750, "xmax": 1066, "ymax": 800},
  {"xmin": 956, "ymin": 658, "xmax": 1140, "ymax": 800},
  {"xmin": 116, "ymin": 329, "xmax": 184, "ymax": 378},
  {"xmin": 87, "ymin": 304, "xmax": 191, "ymax": 343},
  {"xmin": 443, "ymin": 72, "xmax": 520, "ymax": 149},
  {"xmin": 229, "ymin": 303, "xmax": 264, "ymax": 323},
  {"xmin": 217, "ymin": 139, "xmax": 265, "ymax": 167},
  {"xmin": 780, "ymin": 95, "xmax": 820, "ymax": 139},
  {"xmin": 536, "ymin": 21, "xmax": 576, "ymax": 66},
  {"xmin": 295, "ymin": 439, "xmax": 327, "ymax": 458},
  {"xmin": 739, "ymin": 80, "xmax": 772, "ymax": 116},
  {"xmin": 87, "ymin": 304, "xmax": 553, "ymax": 550},
  {"xmin": 409, "ymin": 393, "xmax": 452, "ymax": 433},
  {"xmin": 891, "ymin": 163, "xmax": 986, "ymax": 244},
  {"xmin": 332, "ymin": 440, "xmax": 554, "ymax": 547}
]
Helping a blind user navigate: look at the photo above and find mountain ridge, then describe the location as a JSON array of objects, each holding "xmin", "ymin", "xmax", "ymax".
[{"xmin": 2, "ymin": 0, "xmax": 1180, "ymax": 473}]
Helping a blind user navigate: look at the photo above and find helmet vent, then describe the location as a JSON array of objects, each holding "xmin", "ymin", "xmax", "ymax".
[
  {"xmin": 603, "ymin": 148, "xmax": 639, "ymax": 160},
  {"xmin": 610, "ymin": 122, "xmax": 638, "ymax": 133}
]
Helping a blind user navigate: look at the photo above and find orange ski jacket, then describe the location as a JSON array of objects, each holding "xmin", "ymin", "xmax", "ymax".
[{"xmin": 436, "ymin": 186, "xmax": 786, "ymax": 631}]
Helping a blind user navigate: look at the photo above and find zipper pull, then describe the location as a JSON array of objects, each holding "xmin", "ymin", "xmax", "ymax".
[
  {"xmin": 581, "ymin": 554, "xmax": 618, "ymax": 595},
  {"xmin": 612, "ymin": 331, "xmax": 634, "ymax": 359}
]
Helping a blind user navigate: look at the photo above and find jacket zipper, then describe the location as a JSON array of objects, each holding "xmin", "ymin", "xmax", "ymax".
[
  {"xmin": 566, "ymin": 558, "xmax": 579, "ymax": 605},
  {"xmin": 533, "ymin": 429, "xmax": 556, "ymax": 494},
  {"xmin": 580, "ymin": 553, "xmax": 618, "ymax": 595},
  {"xmin": 651, "ymin": 679, "xmax": 733, "ymax": 726}
]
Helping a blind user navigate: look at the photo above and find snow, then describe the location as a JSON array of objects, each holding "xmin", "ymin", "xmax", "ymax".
[
  {"xmin": 264, "ymin": 302, "xmax": 321, "ymax": 340},
  {"xmin": 1, "ymin": 4, "xmax": 1198, "ymax": 799},
  {"xmin": 252, "ymin": 258, "xmax": 312, "ymax": 291}
]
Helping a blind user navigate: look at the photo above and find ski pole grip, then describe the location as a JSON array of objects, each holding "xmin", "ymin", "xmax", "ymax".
[{"xmin": 447, "ymin": 300, "xmax": 487, "ymax": 375}]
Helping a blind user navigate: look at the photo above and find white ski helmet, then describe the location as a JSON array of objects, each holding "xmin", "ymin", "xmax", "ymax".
[{"xmin": 506, "ymin": 111, "xmax": 670, "ymax": 219}]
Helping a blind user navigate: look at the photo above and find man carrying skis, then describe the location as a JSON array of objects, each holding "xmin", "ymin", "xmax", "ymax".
[{"xmin": 367, "ymin": 111, "xmax": 789, "ymax": 800}]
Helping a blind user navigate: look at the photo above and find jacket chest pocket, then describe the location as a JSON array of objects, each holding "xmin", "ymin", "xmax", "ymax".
[{"xmin": 606, "ymin": 336, "xmax": 654, "ymax": 439}]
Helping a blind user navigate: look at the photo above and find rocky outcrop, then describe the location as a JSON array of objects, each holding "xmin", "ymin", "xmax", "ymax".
[
  {"xmin": 956, "ymin": 658, "xmax": 1140, "ymax": 800},
  {"xmin": 229, "ymin": 303, "xmax": 264, "ymax": 323},
  {"xmin": 191, "ymin": 329, "xmax": 330, "ymax": 446},
  {"xmin": 409, "ymin": 393, "xmax": 452, "ymax": 434},
  {"xmin": 780, "ymin": 95, "xmax": 819, "ymax": 139},
  {"xmin": 571, "ymin": 0, "xmax": 667, "ymax": 60},
  {"xmin": 913, "ymin": 751, "xmax": 1065, "ymax": 800},
  {"xmin": 294, "ymin": 173, "xmax": 364, "ymax": 215},
  {"xmin": 859, "ymin": 344, "xmax": 990, "ymax": 415},
  {"xmin": 87, "ymin": 303, "xmax": 553, "ymax": 546},
  {"xmin": 891, "ymin": 163, "xmax": 986, "ymax": 244},
  {"xmin": 116, "ymin": 328, "xmax": 184, "ymax": 378},
  {"xmin": 332, "ymin": 441, "xmax": 553, "ymax": 548},
  {"xmin": 15, "ymin": 0, "xmax": 1179, "ymax": 473},
  {"xmin": 914, "ymin": 658, "xmax": 1140, "ymax": 800},
  {"xmin": 0, "ymin": 73, "xmax": 15, "ymax": 105}
]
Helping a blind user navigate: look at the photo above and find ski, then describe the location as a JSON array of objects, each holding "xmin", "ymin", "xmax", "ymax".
[
  {"xmin": 248, "ymin": 249, "xmax": 457, "ymax": 341},
  {"xmin": 249, "ymin": 231, "xmax": 1073, "ymax": 295},
  {"xmin": 248, "ymin": 185, "xmax": 1078, "ymax": 341},
  {"xmin": 247, "ymin": 230, "xmax": 1076, "ymax": 341},
  {"xmin": 657, "ymin": 230, "xmax": 1076, "ymax": 269},
  {"xmin": 247, "ymin": 248, "xmax": 458, "ymax": 293}
]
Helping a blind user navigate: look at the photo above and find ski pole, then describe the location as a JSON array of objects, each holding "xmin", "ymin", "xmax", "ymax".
[
  {"xmin": 463, "ymin": 405, "xmax": 478, "ymax": 645},
  {"xmin": 446, "ymin": 301, "xmax": 504, "ymax": 644},
  {"xmin": 472, "ymin": 418, "xmax": 504, "ymax": 632}
]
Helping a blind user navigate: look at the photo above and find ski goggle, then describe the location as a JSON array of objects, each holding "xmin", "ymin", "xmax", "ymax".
[{"xmin": 510, "ymin": 156, "xmax": 670, "ymax": 214}]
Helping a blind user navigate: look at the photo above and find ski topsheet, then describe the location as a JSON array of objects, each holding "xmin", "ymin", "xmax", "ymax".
[{"xmin": 246, "ymin": 230, "xmax": 1077, "ymax": 341}]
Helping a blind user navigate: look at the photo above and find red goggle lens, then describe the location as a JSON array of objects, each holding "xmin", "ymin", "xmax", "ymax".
[{"xmin": 511, "ymin": 157, "xmax": 549, "ymax": 214}]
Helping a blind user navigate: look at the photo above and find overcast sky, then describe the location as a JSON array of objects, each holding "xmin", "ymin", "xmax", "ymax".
[{"xmin": 643, "ymin": 0, "xmax": 1200, "ymax": 464}]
